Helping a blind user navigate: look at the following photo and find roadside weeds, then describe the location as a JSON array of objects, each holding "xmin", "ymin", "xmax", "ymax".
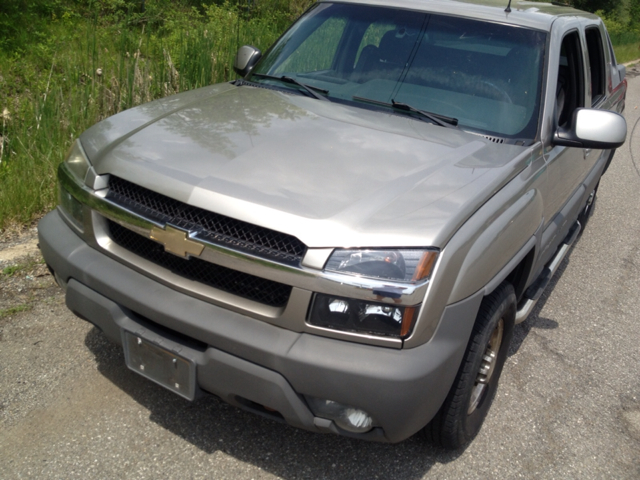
[{"xmin": 0, "ymin": 226, "xmax": 58, "ymax": 336}]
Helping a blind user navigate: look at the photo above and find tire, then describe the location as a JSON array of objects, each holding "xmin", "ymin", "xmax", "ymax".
[
  {"xmin": 601, "ymin": 148, "xmax": 616, "ymax": 175},
  {"xmin": 577, "ymin": 181, "xmax": 599, "ymax": 233},
  {"xmin": 425, "ymin": 282, "xmax": 516, "ymax": 449},
  {"xmin": 578, "ymin": 148, "xmax": 615, "ymax": 233}
]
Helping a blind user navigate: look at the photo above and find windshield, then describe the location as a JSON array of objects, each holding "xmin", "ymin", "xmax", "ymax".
[{"xmin": 250, "ymin": 3, "xmax": 546, "ymax": 141}]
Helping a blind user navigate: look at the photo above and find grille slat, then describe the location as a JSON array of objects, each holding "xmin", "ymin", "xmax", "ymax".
[
  {"xmin": 107, "ymin": 176, "xmax": 307, "ymax": 265},
  {"xmin": 108, "ymin": 221, "xmax": 292, "ymax": 308}
]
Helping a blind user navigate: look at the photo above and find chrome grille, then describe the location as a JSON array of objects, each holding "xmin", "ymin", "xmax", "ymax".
[
  {"xmin": 108, "ymin": 221, "xmax": 292, "ymax": 308},
  {"xmin": 106, "ymin": 176, "xmax": 307, "ymax": 265}
]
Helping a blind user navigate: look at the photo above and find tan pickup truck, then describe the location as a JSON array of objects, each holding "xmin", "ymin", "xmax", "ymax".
[{"xmin": 40, "ymin": 0, "xmax": 627, "ymax": 449}]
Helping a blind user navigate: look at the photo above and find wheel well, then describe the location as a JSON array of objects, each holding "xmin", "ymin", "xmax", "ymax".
[{"xmin": 505, "ymin": 247, "xmax": 535, "ymax": 302}]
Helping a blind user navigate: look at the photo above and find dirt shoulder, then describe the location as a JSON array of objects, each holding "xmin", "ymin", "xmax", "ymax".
[{"xmin": 0, "ymin": 226, "xmax": 58, "ymax": 331}]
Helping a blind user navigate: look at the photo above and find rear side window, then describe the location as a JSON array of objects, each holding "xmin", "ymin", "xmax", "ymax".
[{"xmin": 585, "ymin": 27, "xmax": 605, "ymax": 105}]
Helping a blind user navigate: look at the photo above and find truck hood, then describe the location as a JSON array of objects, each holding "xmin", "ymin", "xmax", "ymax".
[{"xmin": 81, "ymin": 83, "xmax": 530, "ymax": 248}]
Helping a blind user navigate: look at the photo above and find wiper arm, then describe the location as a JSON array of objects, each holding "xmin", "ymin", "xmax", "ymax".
[
  {"xmin": 251, "ymin": 74, "xmax": 329, "ymax": 101},
  {"xmin": 391, "ymin": 99, "xmax": 458, "ymax": 128},
  {"xmin": 352, "ymin": 95, "xmax": 458, "ymax": 128}
]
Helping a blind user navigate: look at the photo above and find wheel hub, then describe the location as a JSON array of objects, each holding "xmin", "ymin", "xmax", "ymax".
[{"xmin": 468, "ymin": 318, "xmax": 504, "ymax": 415}]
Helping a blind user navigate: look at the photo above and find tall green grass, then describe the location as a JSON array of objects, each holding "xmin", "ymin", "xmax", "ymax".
[
  {"xmin": 0, "ymin": 4, "xmax": 291, "ymax": 230},
  {"xmin": 610, "ymin": 31, "xmax": 640, "ymax": 63},
  {"xmin": 0, "ymin": 1, "xmax": 637, "ymax": 231}
]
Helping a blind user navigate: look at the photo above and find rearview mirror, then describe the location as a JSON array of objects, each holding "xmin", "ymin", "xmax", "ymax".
[
  {"xmin": 234, "ymin": 45, "xmax": 262, "ymax": 78},
  {"xmin": 554, "ymin": 108, "xmax": 627, "ymax": 149}
]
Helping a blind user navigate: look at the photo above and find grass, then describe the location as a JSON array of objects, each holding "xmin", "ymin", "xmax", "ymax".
[
  {"xmin": 0, "ymin": 2, "xmax": 637, "ymax": 232},
  {"xmin": 0, "ymin": 2, "xmax": 296, "ymax": 231},
  {"xmin": 611, "ymin": 32, "xmax": 640, "ymax": 63},
  {"xmin": 2, "ymin": 264, "xmax": 24, "ymax": 276},
  {"xmin": 0, "ymin": 304, "xmax": 33, "ymax": 318},
  {"xmin": 2, "ymin": 257, "xmax": 45, "ymax": 276},
  {"xmin": 616, "ymin": 43, "xmax": 640, "ymax": 64}
]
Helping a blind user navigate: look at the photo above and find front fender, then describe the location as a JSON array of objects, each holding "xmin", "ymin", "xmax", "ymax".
[
  {"xmin": 447, "ymin": 188, "xmax": 542, "ymax": 304},
  {"xmin": 404, "ymin": 151, "xmax": 546, "ymax": 348}
]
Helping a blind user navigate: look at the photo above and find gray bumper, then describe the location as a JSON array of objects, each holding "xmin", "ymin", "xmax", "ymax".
[{"xmin": 38, "ymin": 210, "xmax": 483, "ymax": 443}]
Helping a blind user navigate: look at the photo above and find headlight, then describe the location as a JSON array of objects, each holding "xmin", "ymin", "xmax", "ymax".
[
  {"xmin": 308, "ymin": 294, "xmax": 417, "ymax": 337},
  {"xmin": 324, "ymin": 249, "xmax": 438, "ymax": 283},
  {"xmin": 313, "ymin": 249, "xmax": 437, "ymax": 338},
  {"xmin": 64, "ymin": 140, "xmax": 91, "ymax": 183}
]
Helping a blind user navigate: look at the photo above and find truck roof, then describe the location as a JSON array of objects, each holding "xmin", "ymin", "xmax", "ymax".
[{"xmin": 320, "ymin": 0, "xmax": 599, "ymax": 31}]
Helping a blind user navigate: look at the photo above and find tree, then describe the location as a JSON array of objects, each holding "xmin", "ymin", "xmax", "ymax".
[{"xmin": 571, "ymin": 0, "xmax": 618, "ymax": 14}]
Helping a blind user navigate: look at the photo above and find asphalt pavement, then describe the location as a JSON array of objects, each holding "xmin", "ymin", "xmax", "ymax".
[{"xmin": 1, "ymin": 69, "xmax": 639, "ymax": 479}]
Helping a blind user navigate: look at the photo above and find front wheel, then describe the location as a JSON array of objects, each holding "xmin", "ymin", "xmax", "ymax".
[
  {"xmin": 425, "ymin": 282, "xmax": 516, "ymax": 449},
  {"xmin": 601, "ymin": 148, "xmax": 616, "ymax": 175}
]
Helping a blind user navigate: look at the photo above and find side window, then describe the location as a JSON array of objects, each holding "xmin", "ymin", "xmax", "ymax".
[
  {"xmin": 585, "ymin": 27, "xmax": 606, "ymax": 105},
  {"xmin": 556, "ymin": 31, "xmax": 585, "ymax": 128},
  {"xmin": 353, "ymin": 22, "xmax": 396, "ymax": 67}
]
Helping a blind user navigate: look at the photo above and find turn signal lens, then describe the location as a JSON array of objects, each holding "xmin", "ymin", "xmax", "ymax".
[
  {"xmin": 401, "ymin": 307, "xmax": 416, "ymax": 337},
  {"xmin": 412, "ymin": 251, "xmax": 438, "ymax": 281}
]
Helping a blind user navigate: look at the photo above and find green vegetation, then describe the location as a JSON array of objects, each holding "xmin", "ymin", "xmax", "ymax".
[
  {"xmin": 592, "ymin": 0, "xmax": 640, "ymax": 63},
  {"xmin": 2, "ymin": 257, "xmax": 45, "ymax": 276},
  {"xmin": 609, "ymin": 32, "xmax": 640, "ymax": 64},
  {"xmin": 529, "ymin": 1, "xmax": 640, "ymax": 63},
  {"xmin": 0, "ymin": 0, "xmax": 310, "ymax": 230},
  {"xmin": 2, "ymin": 264, "xmax": 23, "ymax": 276},
  {"xmin": 0, "ymin": 304, "xmax": 33, "ymax": 318},
  {"xmin": 0, "ymin": 0, "xmax": 638, "ymax": 231}
]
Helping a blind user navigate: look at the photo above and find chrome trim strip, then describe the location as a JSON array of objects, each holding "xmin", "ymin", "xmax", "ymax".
[
  {"xmin": 515, "ymin": 222, "xmax": 580, "ymax": 324},
  {"xmin": 85, "ymin": 167, "xmax": 110, "ymax": 190},
  {"xmin": 302, "ymin": 248, "xmax": 334, "ymax": 269},
  {"xmin": 515, "ymin": 298, "xmax": 535, "ymax": 324},
  {"xmin": 59, "ymin": 163, "xmax": 430, "ymax": 306},
  {"xmin": 92, "ymin": 211, "xmax": 287, "ymax": 318},
  {"xmin": 304, "ymin": 324, "xmax": 402, "ymax": 348},
  {"xmin": 59, "ymin": 164, "xmax": 413, "ymax": 349}
]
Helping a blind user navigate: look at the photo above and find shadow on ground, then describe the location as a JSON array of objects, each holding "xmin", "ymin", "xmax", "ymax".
[
  {"xmin": 81, "ymin": 234, "xmax": 587, "ymax": 478},
  {"xmin": 84, "ymin": 328, "xmax": 463, "ymax": 479}
]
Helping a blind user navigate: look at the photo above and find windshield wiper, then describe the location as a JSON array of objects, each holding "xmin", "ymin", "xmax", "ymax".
[
  {"xmin": 352, "ymin": 96, "xmax": 458, "ymax": 128},
  {"xmin": 251, "ymin": 74, "xmax": 329, "ymax": 101},
  {"xmin": 391, "ymin": 100, "xmax": 458, "ymax": 128}
]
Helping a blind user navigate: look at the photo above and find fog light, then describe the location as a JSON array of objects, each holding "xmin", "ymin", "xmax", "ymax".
[{"xmin": 306, "ymin": 396, "xmax": 377, "ymax": 433}]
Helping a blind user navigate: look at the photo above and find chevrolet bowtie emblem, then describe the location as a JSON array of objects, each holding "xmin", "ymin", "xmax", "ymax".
[{"xmin": 150, "ymin": 225, "xmax": 204, "ymax": 258}]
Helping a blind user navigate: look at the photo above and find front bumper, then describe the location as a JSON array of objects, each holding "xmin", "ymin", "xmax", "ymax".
[{"xmin": 38, "ymin": 210, "xmax": 482, "ymax": 442}]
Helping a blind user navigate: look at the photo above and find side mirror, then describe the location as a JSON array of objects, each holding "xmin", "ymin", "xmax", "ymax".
[
  {"xmin": 617, "ymin": 64, "xmax": 626, "ymax": 81},
  {"xmin": 234, "ymin": 45, "xmax": 262, "ymax": 78},
  {"xmin": 554, "ymin": 108, "xmax": 627, "ymax": 149}
]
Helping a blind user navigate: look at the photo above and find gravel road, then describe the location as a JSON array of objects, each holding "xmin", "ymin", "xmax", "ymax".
[{"xmin": 1, "ymin": 67, "xmax": 639, "ymax": 480}]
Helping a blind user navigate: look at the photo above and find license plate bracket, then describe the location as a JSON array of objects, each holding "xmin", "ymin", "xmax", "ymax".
[{"xmin": 123, "ymin": 331, "xmax": 196, "ymax": 401}]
